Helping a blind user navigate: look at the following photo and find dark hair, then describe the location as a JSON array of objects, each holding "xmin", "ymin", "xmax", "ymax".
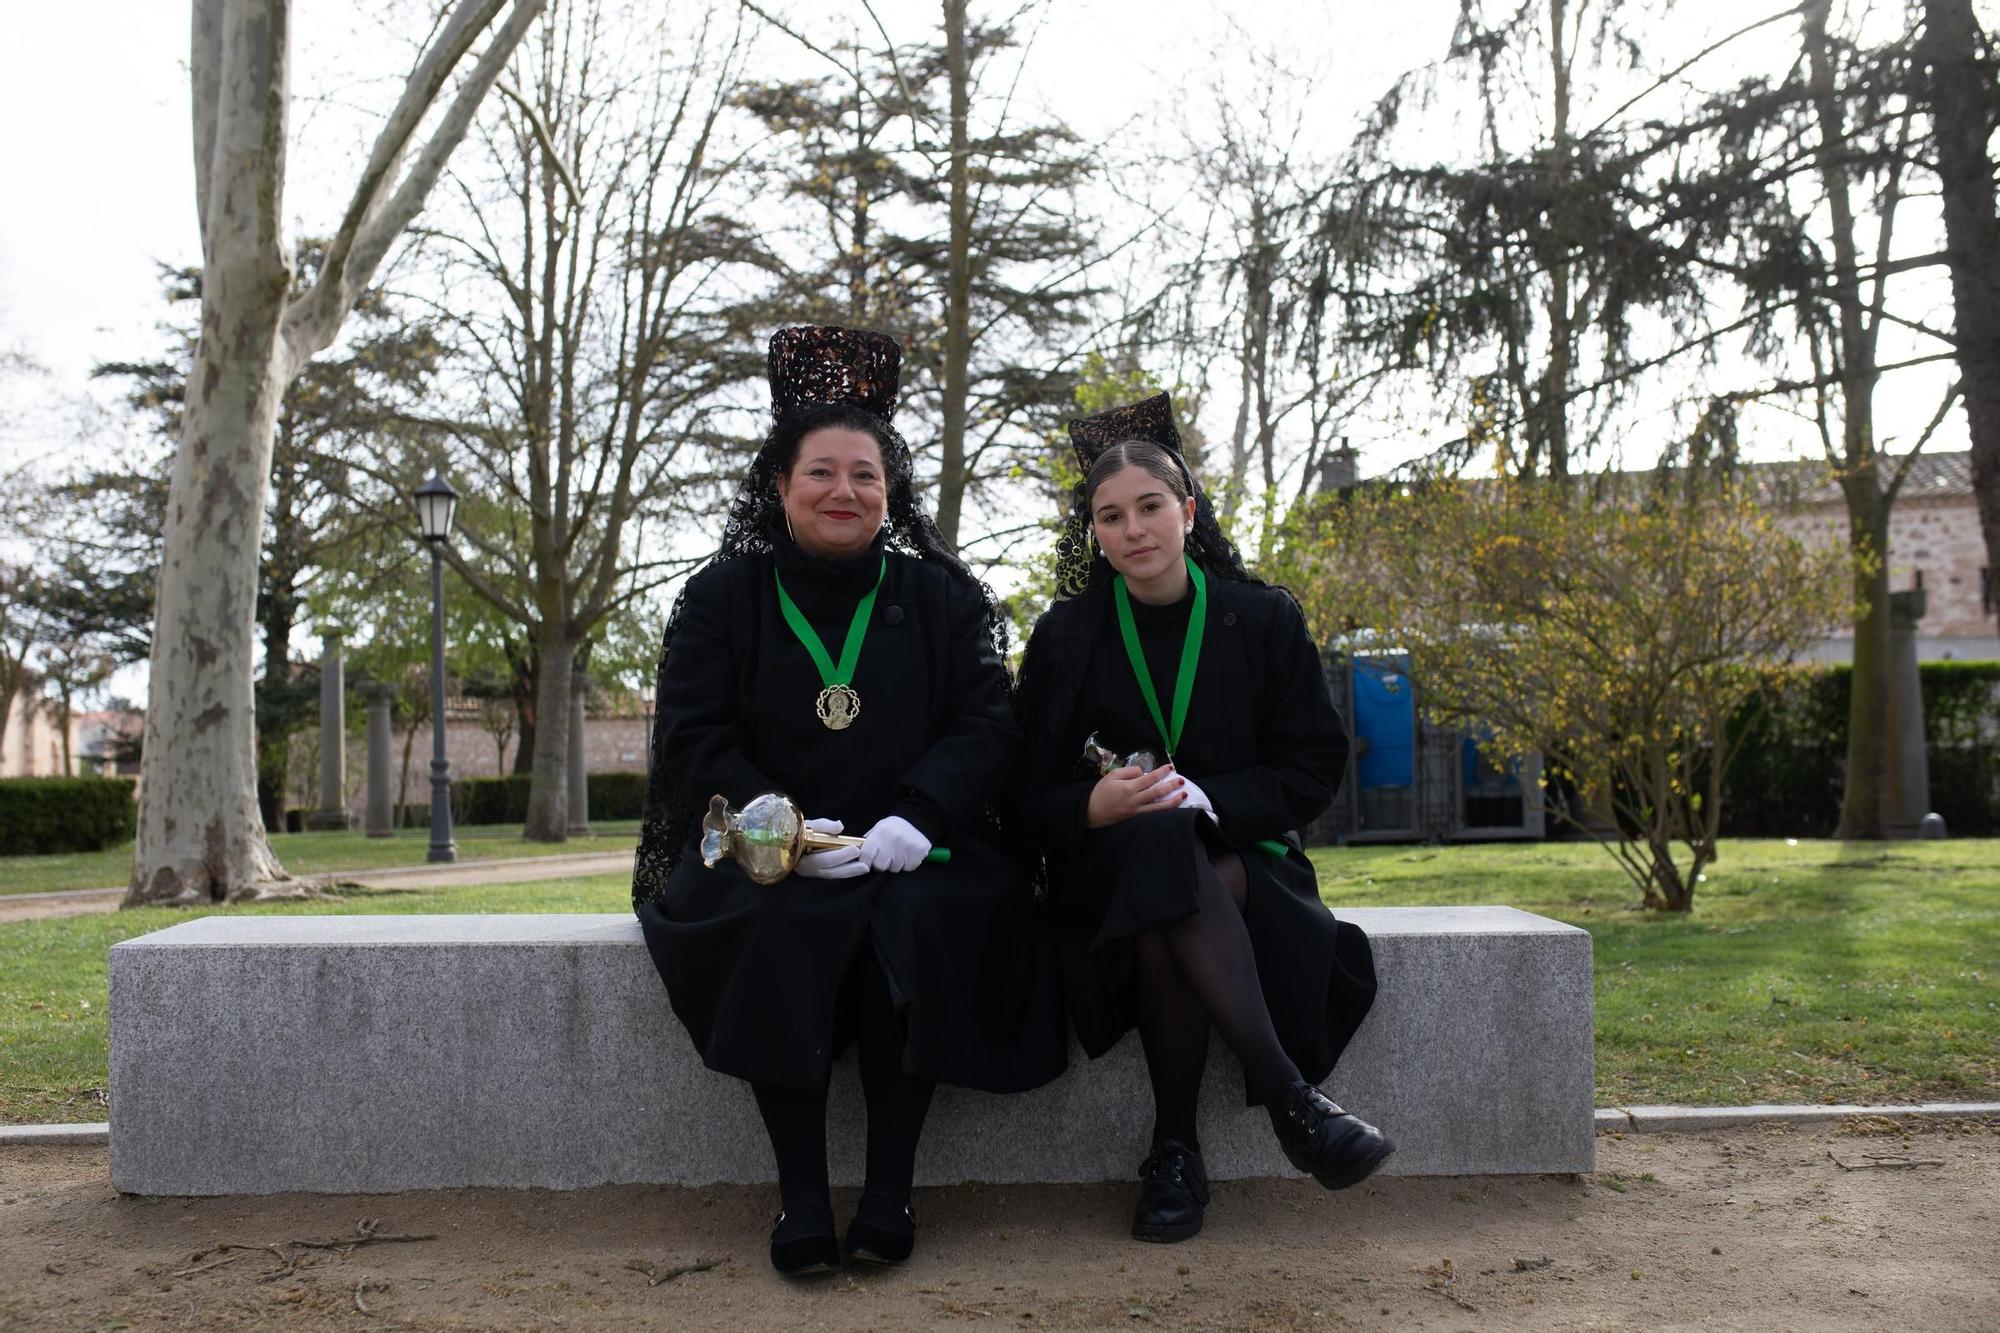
[
  {"xmin": 764, "ymin": 401, "xmax": 894, "ymax": 478},
  {"xmin": 1084, "ymin": 440, "xmax": 1193, "ymax": 509}
]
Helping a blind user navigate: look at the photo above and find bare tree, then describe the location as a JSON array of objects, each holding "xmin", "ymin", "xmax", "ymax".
[
  {"xmin": 394, "ymin": 0, "xmax": 763, "ymax": 840},
  {"xmin": 129, "ymin": 0, "xmax": 545, "ymax": 905}
]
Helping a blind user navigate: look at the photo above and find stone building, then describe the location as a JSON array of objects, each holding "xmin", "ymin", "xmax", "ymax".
[
  {"xmin": 0, "ymin": 697, "xmax": 83, "ymax": 777},
  {"xmin": 1762, "ymin": 450, "xmax": 1996, "ymax": 662}
]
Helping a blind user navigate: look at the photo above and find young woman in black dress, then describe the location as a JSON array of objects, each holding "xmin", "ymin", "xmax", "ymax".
[
  {"xmin": 1014, "ymin": 392, "xmax": 1390, "ymax": 1243},
  {"xmin": 632, "ymin": 327, "xmax": 1065, "ymax": 1276}
]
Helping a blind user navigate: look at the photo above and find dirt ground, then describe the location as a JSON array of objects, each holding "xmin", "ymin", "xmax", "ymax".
[{"xmin": 3, "ymin": 1120, "xmax": 1995, "ymax": 1332}]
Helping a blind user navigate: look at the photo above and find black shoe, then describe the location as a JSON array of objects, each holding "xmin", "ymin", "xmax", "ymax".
[
  {"xmin": 1268, "ymin": 1082, "xmax": 1395, "ymax": 1190},
  {"xmin": 1131, "ymin": 1139, "xmax": 1210, "ymax": 1243},
  {"xmin": 843, "ymin": 1189, "xmax": 916, "ymax": 1265},
  {"xmin": 770, "ymin": 1200, "xmax": 841, "ymax": 1277}
]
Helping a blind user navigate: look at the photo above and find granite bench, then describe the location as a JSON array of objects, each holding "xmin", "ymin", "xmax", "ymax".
[{"xmin": 107, "ymin": 906, "xmax": 1594, "ymax": 1195}]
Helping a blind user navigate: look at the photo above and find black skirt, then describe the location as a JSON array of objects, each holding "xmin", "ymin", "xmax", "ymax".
[
  {"xmin": 1048, "ymin": 808, "xmax": 1376, "ymax": 1099},
  {"xmin": 640, "ymin": 835, "xmax": 1066, "ymax": 1094}
]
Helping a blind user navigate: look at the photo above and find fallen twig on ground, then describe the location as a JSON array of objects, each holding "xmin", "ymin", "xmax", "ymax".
[
  {"xmin": 355, "ymin": 1277, "xmax": 388, "ymax": 1315},
  {"xmin": 623, "ymin": 1256, "xmax": 723, "ymax": 1287},
  {"xmin": 1826, "ymin": 1150, "xmax": 1945, "ymax": 1171},
  {"xmin": 168, "ymin": 1253, "xmax": 244, "ymax": 1279}
]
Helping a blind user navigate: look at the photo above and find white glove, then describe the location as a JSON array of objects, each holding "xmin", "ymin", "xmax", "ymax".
[
  {"xmin": 1176, "ymin": 774, "xmax": 1220, "ymax": 826},
  {"xmin": 795, "ymin": 817, "xmax": 868, "ymax": 880},
  {"xmin": 859, "ymin": 815, "xmax": 931, "ymax": 873}
]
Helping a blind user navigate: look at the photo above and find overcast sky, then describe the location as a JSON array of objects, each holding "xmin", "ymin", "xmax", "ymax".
[{"xmin": 0, "ymin": 0, "xmax": 1974, "ymax": 481}]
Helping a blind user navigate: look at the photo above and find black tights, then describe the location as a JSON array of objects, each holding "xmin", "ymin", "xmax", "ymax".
[
  {"xmin": 752, "ymin": 954, "xmax": 935, "ymax": 1218},
  {"xmin": 1134, "ymin": 849, "xmax": 1299, "ymax": 1147}
]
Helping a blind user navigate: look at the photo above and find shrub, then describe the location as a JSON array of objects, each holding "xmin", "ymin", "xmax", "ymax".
[
  {"xmin": 1719, "ymin": 662, "xmax": 2000, "ymax": 837},
  {"xmin": 0, "ymin": 778, "xmax": 138, "ymax": 855}
]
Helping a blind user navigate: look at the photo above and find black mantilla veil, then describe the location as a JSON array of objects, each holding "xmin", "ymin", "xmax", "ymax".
[
  {"xmin": 632, "ymin": 326, "xmax": 1009, "ymax": 909},
  {"xmin": 1021, "ymin": 392, "xmax": 1266, "ymax": 831}
]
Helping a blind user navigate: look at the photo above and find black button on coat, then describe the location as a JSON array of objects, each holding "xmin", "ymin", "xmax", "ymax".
[{"xmin": 636, "ymin": 532, "xmax": 1067, "ymax": 1094}]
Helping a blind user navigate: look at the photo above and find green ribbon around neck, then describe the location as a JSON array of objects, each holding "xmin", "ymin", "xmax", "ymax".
[
  {"xmin": 1113, "ymin": 555, "xmax": 1206, "ymax": 761},
  {"xmin": 773, "ymin": 558, "xmax": 885, "ymax": 689},
  {"xmin": 1114, "ymin": 558, "xmax": 1286, "ymax": 859}
]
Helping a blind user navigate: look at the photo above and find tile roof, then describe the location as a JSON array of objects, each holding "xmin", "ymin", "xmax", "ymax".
[{"xmin": 1745, "ymin": 450, "xmax": 1972, "ymax": 506}]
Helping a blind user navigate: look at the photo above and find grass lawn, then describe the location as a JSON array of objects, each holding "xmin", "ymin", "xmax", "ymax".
[
  {"xmin": 1315, "ymin": 838, "xmax": 2000, "ymax": 1109},
  {"xmin": 0, "ymin": 821, "xmax": 641, "ymax": 896},
  {"xmin": 0, "ymin": 838, "xmax": 1993, "ymax": 1125}
]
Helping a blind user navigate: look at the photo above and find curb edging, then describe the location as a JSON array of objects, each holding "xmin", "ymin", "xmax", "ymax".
[
  {"xmin": 0, "ymin": 1123, "xmax": 109, "ymax": 1146},
  {"xmin": 1597, "ymin": 1102, "xmax": 2000, "ymax": 1132}
]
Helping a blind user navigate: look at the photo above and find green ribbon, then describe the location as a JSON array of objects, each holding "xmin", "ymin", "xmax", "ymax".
[
  {"xmin": 1115, "ymin": 558, "xmax": 1287, "ymax": 859},
  {"xmin": 773, "ymin": 558, "xmax": 885, "ymax": 690},
  {"xmin": 1113, "ymin": 555, "xmax": 1206, "ymax": 762}
]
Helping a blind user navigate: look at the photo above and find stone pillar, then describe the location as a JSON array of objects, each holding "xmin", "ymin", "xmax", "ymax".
[
  {"xmin": 362, "ymin": 683, "xmax": 395, "ymax": 838},
  {"xmin": 566, "ymin": 671, "xmax": 591, "ymax": 837},
  {"xmin": 1884, "ymin": 589, "xmax": 1931, "ymax": 839},
  {"xmin": 306, "ymin": 635, "xmax": 356, "ymax": 831}
]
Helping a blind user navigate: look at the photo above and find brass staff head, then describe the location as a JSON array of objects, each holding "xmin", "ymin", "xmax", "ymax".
[{"xmin": 700, "ymin": 792, "xmax": 807, "ymax": 884}]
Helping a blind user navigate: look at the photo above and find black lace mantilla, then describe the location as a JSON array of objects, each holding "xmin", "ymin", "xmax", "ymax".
[{"xmin": 632, "ymin": 326, "xmax": 1008, "ymax": 910}]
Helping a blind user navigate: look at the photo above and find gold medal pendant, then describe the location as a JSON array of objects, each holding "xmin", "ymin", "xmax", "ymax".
[{"xmin": 816, "ymin": 684, "xmax": 861, "ymax": 731}]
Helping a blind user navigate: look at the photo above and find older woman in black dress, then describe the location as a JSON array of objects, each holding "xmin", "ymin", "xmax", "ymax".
[
  {"xmin": 1014, "ymin": 393, "xmax": 1390, "ymax": 1243},
  {"xmin": 632, "ymin": 327, "xmax": 1064, "ymax": 1276}
]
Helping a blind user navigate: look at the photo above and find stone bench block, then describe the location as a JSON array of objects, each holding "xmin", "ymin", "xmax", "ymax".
[{"xmin": 108, "ymin": 906, "xmax": 1592, "ymax": 1195}]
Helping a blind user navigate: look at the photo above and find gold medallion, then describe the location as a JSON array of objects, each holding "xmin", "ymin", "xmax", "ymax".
[{"xmin": 816, "ymin": 684, "xmax": 861, "ymax": 730}]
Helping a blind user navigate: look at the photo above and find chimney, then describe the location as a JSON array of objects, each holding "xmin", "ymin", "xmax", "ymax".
[{"xmin": 1318, "ymin": 437, "xmax": 1359, "ymax": 492}]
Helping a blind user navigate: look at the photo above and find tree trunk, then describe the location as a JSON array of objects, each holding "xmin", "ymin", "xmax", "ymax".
[
  {"xmin": 56, "ymin": 683, "xmax": 74, "ymax": 775},
  {"xmin": 1838, "ymin": 478, "xmax": 1893, "ymax": 839},
  {"xmin": 520, "ymin": 626, "xmax": 575, "ymax": 841},
  {"xmin": 934, "ymin": 0, "xmax": 973, "ymax": 550},
  {"xmin": 1919, "ymin": 0, "xmax": 2000, "ymax": 635},
  {"xmin": 1804, "ymin": 0, "xmax": 1892, "ymax": 839},
  {"xmin": 1539, "ymin": 0, "xmax": 1575, "ymax": 480},
  {"xmin": 128, "ymin": 1, "xmax": 296, "ymax": 904},
  {"xmin": 510, "ymin": 646, "xmax": 537, "ymax": 774}
]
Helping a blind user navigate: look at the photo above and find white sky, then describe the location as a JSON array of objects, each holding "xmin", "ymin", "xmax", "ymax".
[{"xmin": 0, "ymin": 0, "xmax": 1977, "ymax": 480}]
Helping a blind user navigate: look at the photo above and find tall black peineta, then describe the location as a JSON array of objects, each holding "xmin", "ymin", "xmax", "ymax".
[{"xmin": 767, "ymin": 325, "xmax": 901, "ymax": 423}]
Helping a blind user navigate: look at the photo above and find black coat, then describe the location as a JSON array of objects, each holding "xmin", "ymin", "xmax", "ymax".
[
  {"xmin": 1014, "ymin": 571, "xmax": 1376, "ymax": 1089},
  {"xmin": 635, "ymin": 531, "xmax": 1067, "ymax": 1094}
]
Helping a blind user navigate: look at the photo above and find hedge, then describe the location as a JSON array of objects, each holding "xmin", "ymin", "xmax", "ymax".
[
  {"xmin": 450, "ymin": 771, "xmax": 648, "ymax": 825},
  {"xmin": 0, "ymin": 777, "xmax": 139, "ymax": 855},
  {"xmin": 1718, "ymin": 661, "xmax": 2000, "ymax": 837}
]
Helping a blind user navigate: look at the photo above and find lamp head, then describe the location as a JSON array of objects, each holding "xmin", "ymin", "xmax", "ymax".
[{"xmin": 414, "ymin": 473, "xmax": 459, "ymax": 543}]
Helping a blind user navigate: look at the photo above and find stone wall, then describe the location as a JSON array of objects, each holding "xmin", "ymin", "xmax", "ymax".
[
  {"xmin": 1777, "ymin": 492, "xmax": 1997, "ymax": 660},
  {"xmin": 285, "ymin": 712, "xmax": 653, "ymax": 821}
]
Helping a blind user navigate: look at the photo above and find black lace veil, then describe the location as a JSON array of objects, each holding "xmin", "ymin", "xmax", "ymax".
[{"xmin": 633, "ymin": 327, "xmax": 1007, "ymax": 909}]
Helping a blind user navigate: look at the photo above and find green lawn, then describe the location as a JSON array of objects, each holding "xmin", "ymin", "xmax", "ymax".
[
  {"xmin": 0, "ymin": 821, "xmax": 641, "ymax": 896},
  {"xmin": 1314, "ymin": 839, "xmax": 2000, "ymax": 1108},
  {"xmin": 0, "ymin": 838, "xmax": 1993, "ymax": 1125}
]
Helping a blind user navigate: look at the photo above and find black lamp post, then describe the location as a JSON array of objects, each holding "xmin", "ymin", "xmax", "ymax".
[{"xmin": 414, "ymin": 473, "xmax": 460, "ymax": 864}]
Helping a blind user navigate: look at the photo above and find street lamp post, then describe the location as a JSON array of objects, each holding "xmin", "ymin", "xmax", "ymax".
[
  {"xmin": 639, "ymin": 684, "xmax": 655, "ymax": 779},
  {"xmin": 414, "ymin": 474, "xmax": 460, "ymax": 864}
]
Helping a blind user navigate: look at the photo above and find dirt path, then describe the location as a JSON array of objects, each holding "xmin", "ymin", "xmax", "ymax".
[
  {"xmin": 0, "ymin": 853, "xmax": 634, "ymax": 925},
  {"xmin": 4, "ymin": 1120, "xmax": 1995, "ymax": 1330}
]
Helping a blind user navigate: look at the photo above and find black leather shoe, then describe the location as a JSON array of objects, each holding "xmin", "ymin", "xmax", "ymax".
[
  {"xmin": 843, "ymin": 1189, "xmax": 916, "ymax": 1266},
  {"xmin": 1131, "ymin": 1139, "xmax": 1210, "ymax": 1243},
  {"xmin": 770, "ymin": 1200, "xmax": 841, "ymax": 1277},
  {"xmin": 1268, "ymin": 1082, "xmax": 1394, "ymax": 1190}
]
